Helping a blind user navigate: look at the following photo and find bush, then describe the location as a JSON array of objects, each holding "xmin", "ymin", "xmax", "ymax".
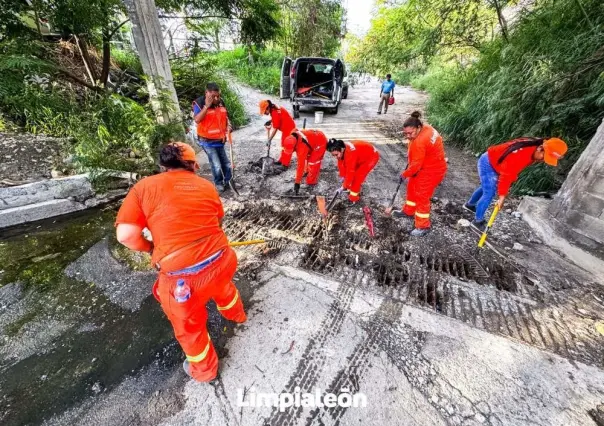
[
  {"xmin": 171, "ymin": 54, "xmax": 247, "ymax": 128},
  {"xmin": 418, "ymin": 0, "xmax": 604, "ymax": 194},
  {"xmin": 215, "ymin": 47, "xmax": 282, "ymax": 95},
  {"xmin": 0, "ymin": 40, "xmax": 250, "ymax": 180}
]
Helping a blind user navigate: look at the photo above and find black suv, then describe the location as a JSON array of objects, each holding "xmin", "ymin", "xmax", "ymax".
[{"xmin": 280, "ymin": 57, "xmax": 348, "ymax": 118}]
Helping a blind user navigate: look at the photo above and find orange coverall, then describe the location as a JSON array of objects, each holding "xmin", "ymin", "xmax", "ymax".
[
  {"xmin": 338, "ymin": 140, "xmax": 380, "ymax": 202},
  {"xmin": 271, "ymin": 107, "xmax": 296, "ymax": 147},
  {"xmin": 280, "ymin": 129, "xmax": 328, "ymax": 185},
  {"xmin": 401, "ymin": 124, "xmax": 447, "ymax": 229},
  {"xmin": 116, "ymin": 170, "xmax": 246, "ymax": 382}
]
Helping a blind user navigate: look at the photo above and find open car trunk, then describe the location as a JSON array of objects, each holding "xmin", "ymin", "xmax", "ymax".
[{"xmin": 294, "ymin": 59, "xmax": 335, "ymax": 100}]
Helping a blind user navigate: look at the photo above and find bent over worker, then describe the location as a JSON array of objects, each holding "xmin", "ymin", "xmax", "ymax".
[
  {"xmin": 392, "ymin": 111, "xmax": 447, "ymax": 237},
  {"xmin": 464, "ymin": 137, "xmax": 567, "ymax": 231},
  {"xmin": 259, "ymin": 100, "xmax": 296, "ymax": 164},
  {"xmin": 115, "ymin": 142, "xmax": 246, "ymax": 383},
  {"xmin": 281, "ymin": 129, "xmax": 328, "ymax": 194},
  {"xmin": 327, "ymin": 139, "xmax": 380, "ymax": 205},
  {"xmin": 193, "ymin": 82, "xmax": 232, "ymax": 192}
]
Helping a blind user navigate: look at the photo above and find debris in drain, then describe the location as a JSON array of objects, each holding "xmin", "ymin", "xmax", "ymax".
[{"xmin": 248, "ymin": 159, "xmax": 286, "ymax": 175}]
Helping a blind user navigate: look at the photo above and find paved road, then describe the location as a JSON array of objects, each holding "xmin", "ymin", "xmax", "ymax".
[{"xmin": 45, "ymin": 82, "xmax": 604, "ymax": 426}]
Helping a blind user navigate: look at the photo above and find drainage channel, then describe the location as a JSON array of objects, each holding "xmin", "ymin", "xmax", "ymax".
[
  {"xmin": 223, "ymin": 204, "xmax": 603, "ymax": 367},
  {"xmin": 298, "ymin": 243, "xmax": 604, "ymax": 367}
]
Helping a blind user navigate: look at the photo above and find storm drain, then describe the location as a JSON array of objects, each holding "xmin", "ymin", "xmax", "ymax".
[
  {"xmin": 224, "ymin": 204, "xmax": 603, "ymax": 367},
  {"xmin": 298, "ymin": 244, "xmax": 603, "ymax": 367}
]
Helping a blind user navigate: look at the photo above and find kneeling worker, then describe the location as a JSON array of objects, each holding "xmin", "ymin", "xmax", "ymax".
[
  {"xmin": 281, "ymin": 129, "xmax": 328, "ymax": 194},
  {"xmin": 327, "ymin": 139, "xmax": 380, "ymax": 205},
  {"xmin": 465, "ymin": 137, "xmax": 567, "ymax": 231},
  {"xmin": 115, "ymin": 142, "xmax": 247, "ymax": 382},
  {"xmin": 392, "ymin": 111, "xmax": 447, "ymax": 237}
]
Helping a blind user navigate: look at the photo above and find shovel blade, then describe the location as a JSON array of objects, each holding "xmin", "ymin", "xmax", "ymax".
[
  {"xmin": 316, "ymin": 195, "xmax": 327, "ymax": 217},
  {"xmin": 261, "ymin": 157, "xmax": 274, "ymax": 175}
]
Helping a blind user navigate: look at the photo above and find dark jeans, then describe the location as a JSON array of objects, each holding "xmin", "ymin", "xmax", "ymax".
[{"xmin": 199, "ymin": 140, "xmax": 232, "ymax": 186}]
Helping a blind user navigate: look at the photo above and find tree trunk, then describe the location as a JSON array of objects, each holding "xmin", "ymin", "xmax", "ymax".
[
  {"xmin": 75, "ymin": 35, "xmax": 98, "ymax": 85},
  {"xmin": 100, "ymin": 31, "xmax": 111, "ymax": 88},
  {"xmin": 491, "ymin": 0, "xmax": 509, "ymax": 42}
]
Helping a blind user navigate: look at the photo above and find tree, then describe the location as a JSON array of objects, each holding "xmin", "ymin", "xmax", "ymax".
[{"xmin": 278, "ymin": 0, "xmax": 344, "ymax": 58}]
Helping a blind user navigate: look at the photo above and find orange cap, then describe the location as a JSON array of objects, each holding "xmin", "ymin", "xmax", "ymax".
[
  {"xmin": 543, "ymin": 138, "xmax": 567, "ymax": 166},
  {"xmin": 171, "ymin": 142, "xmax": 197, "ymax": 162},
  {"xmin": 259, "ymin": 100, "xmax": 270, "ymax": 115},
  {"xmin": 280, "ymin": 135, "xmax": 297, "ymax": 166}
]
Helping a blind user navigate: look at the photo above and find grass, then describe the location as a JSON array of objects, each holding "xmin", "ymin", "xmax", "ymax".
[
  {"xmin": 405, "ymin": 0, "xmax": 604, "ymax": 194},
  {"xmin": 214, "ymin": 47, "xmax": 282, "ymax": 95}
]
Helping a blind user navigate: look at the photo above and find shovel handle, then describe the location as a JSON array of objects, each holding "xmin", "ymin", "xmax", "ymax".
[
  {"xmin": 478, "ymin": 206, "xmax": 499, "ymax": 248},
  {"xmin": 229, "ymin": 239, "xmax": 267, "ymax": 247}
]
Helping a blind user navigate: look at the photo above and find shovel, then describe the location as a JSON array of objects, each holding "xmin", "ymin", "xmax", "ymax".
[
  {"xmin": 384, "ymin": 178, "xmax": 404, "ymax": 216},
  {"xmin": 261, "ymin": 128, "xmax": 274, "ymax": 175},
  {"xmin": 227, "ymin": 132, "xmax": 240, "ymax": 196},
  {"xmin": 476, "ymin": 205, "xmax": 500, "ymax": 251}
]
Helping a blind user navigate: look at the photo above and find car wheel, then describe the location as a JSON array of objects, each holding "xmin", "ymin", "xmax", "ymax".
[
  {"xmin": 343, "ymin": 89, "xmax": 348, "ymax": 99},
  {"xmin": 293, "ymin": 106, "xmax": 300, "ymax": 119},
  {"xmin": 331, "ymin": 104, "xmax": 339, "ymax": 115}
]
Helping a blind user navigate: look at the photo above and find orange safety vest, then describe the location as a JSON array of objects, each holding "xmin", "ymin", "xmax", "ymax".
[{"xmin": 195, "ymin": 98, "xmax": 229, "ymax": 141}]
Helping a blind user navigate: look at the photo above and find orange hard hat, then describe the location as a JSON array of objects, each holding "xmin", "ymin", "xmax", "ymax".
[
  {"xmin": 171, "ymin": 142, "xmax": 197, "ymax": 162},
  {"xmin": 543, "ymin": 138, "xmax": 567, "ymax": 166},
  {"xmin": 259, "ymin": 100, "xmax": 270, "ymax": 115},
  {"xmin": 280, "ymin": 134, "xmax": 298, "ymax": 166}
]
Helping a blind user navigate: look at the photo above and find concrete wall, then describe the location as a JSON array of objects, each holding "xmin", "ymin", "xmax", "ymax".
[{"xmin": 547, "ymin": 118, "xmax": 604, "ymax": 260}]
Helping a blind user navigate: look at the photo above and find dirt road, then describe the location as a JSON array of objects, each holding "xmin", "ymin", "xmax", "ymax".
[{"xmin": 3, "ymin": 81, "xmax": 603, "ymax": 426}]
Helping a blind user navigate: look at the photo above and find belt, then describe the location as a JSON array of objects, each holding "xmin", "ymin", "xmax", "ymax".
[{"xmin": 165, "ymin": 249, "xmax": 225, "ymax": 276}]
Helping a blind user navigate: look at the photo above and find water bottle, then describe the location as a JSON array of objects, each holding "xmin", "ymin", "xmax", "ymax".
[{"xmin": 174, "ymin": 279, "xmax": 191, "ymax": 303}]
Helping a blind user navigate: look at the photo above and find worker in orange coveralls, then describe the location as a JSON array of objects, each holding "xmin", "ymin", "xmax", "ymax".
[
  {"xmin": 391, "ymin": 111, "xmax": 447, "ymax": 237},
  {"xmin": 259, "ymin": 100, "xmax": 296, "ymax": 165},
  {"xmin": 115, "ymin": 142, "xmax": 246, "ymax": 382},
  {"xmin": 326, "ymin": 138, "xmax": 380, "ymax": 205},
  {"xmin": 280, "ymin": 129, "xmax": 328, "ymax": 194}
]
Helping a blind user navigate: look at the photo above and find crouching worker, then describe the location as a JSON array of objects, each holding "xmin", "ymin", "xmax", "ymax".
[
  {"xmin": 281, "ymin": 129, "xmax": 328, "ymax": 194},
  {"xmin": 465, "ymin": 137, "xmax": 567, "ymax": 231},
  {"xmin": 392, "ymin": 111, "xmax": 447, "ymax": 237},
  {"xmin": 327, "ymin": 139, "xmax": 380, "ymax": 205},
  {"xmin": 115, "ymin": 142, "xmax": 247, "ymax": 382},
  {"xmin": 259, "ymin": 100, "xmax": 296, "ymax": 165}
]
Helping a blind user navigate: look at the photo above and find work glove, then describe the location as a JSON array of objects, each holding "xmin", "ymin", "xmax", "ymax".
[
  {"xmin": 399, "ymin": 172, "xmax": 407, "ymax": 182},
  {"xmin": 294, "ymin": 183, "xmax": 300, "ymax": 195},
  {"xmin": 275, "ymin": 160, "xmax": 282, "ymax": 166}
]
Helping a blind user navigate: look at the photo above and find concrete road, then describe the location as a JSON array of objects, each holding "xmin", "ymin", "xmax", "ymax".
[{"xmin": 43, "ymin": 81, "xmax": 604, "ymax": 426}]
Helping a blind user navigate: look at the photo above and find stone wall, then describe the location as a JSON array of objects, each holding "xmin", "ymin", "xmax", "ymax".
[{"xmin": 547, "ymin": 119, "xmax": 604, "ymax": 260}]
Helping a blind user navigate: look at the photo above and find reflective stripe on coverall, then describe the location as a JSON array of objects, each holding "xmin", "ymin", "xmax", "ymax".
[
  {"xmin": 401, "ymin": 124, "xmax": 447, "ymax": 229},
  {"xmin": 153, "ymin": 247, "xmax": 246, "ymax": 382},
  {"xmin": 338, "ymin": 140, "xmax": 380, "ymax": 202}
]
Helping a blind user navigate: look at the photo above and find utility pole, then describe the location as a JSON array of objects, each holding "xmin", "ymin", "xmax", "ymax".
[{"xmin": 123, "ymin": 0, "xmax": 181, "ymax": 125}]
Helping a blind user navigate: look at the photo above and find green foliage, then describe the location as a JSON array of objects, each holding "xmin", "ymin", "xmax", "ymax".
[
  {"xmin": 279, "ymin": 0, "xmax": 344, "ymax": 58},
  {"xmin": 420, "ymin": 0, "xmax": 604, "ymax": 194},
  {"xmin": 111, "ymin": 49, "xmax": 143, "ymax": 75},
  {"xmin": 214, "ymin": 47, "xmax": 282, "ymax": 95},
  {"xmin": 346, "ymin": 0, "xmax": 501, "ymax": 74},
  {"xmin": 171, "ymin": 54, "xmax": 248, "ymax": 127}
]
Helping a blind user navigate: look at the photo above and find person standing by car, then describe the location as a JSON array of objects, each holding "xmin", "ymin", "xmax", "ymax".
[
  {"xmin": 115, "ymin": 142, "xmax": 247, "ymax": 382},
  {"xmin": 193, "ymin": 82, "xmax": 232, "ymax": 192},
  {"xmin": 377, "ymin": 74, "xmax": 395, "ymax": 115}
]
